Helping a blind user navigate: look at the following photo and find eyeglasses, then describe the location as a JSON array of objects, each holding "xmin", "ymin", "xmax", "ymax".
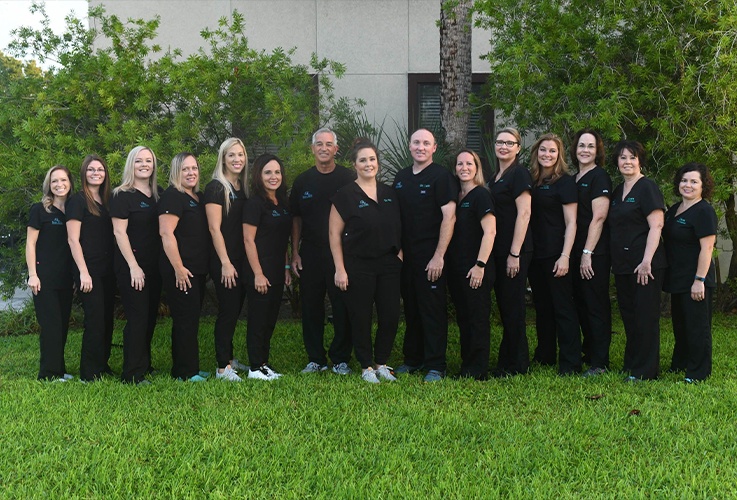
[{"xmin": 495, "ymin": 140, "xmax": 519, "ymax": 147}]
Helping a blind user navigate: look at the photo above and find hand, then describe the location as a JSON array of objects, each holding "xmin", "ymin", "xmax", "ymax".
[
  {"xmin": 285, "ymin": 269, "xmax": 292, "ymax": 287},
  {"xmin": 506, "ymin": 255, "xmax": 520, "ymax": 278},
  {"xmin": 580, "ymin": 253, "xmax": 594, "ymax": 280},
  {"xmin": 634, "ymin": 260, "xmax": 653, "ymax": 286},
  {"xmin": 79, "ymin": 271, "xmax": 93, "ymax": 293},
  {"xmin": 254, "ymin": 273, "xmax": 270, "ymax": 295},
  {"xmin": 466, "ymin": 265, "xmax": 484, "ymax": 289},
  {"xmin": 691, "ymin": 280, "xmax": 706, "ymax": 302},
  {"xmin": 175, "ymin": 267, "xmax": 193, "ymax": 291},
  {"xmin": 425, "ymin": 254, "xmax": 444, "ymax": 282},
  {"xmin": 291, "ymin": 253, "xmax": 302, "ymax": 278},
  {"xmin": 130, "ymin": 265, "xmax": 145, "ymax": 291},
  {"xmin": 27, "ymin": 275, "xmax": 41, "ymax": 296},
  {"xmin": 220, "ymin": 261, "xmax": 238, "ymax": 289},
  {"xmin": 334, "ymin": 269, "xmax": 349, "ymax": 291},
  {"xmin": 553, "ymin": 255, "xmax": 569, "ymax": 278}
]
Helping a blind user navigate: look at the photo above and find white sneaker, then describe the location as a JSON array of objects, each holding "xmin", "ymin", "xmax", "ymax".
[
  {"xmin": 375, "ymin": 365, "xmax": 397, "ymax": 382},
  {"xmin": 216, "ymin": 366, "xmax": 243, "ymax": 382},
  {"xmin": 248, "ymin": 365, "xmax": 277, "ymax": 381},
  {"xmin": 264, "ymin": 364, "xmax": 282, "ymax": 379},
  {"xmin": 231, "ymin": 359, "xmax": 249, "ymax": 372},
  {"xmin": 361, "ymin": 367, "xmax": 380, "ymax": 384},
  {"xmin": 63, "ymin": 373, "xmax": 74, "ymax": 380}
]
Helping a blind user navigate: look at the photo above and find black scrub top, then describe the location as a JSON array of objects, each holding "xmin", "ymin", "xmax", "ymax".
[
  {"xmin": 663, "ymin": 200, "xmax": 717, "ymax": 293},
  {"xmin": 204, "ymin": 180, "xmax": 247, "ymax": 274},
  {"xmin": 331, "ymin": 181, "xmax": 401, "ymax": 259},
  {"xmin": 66, "ymin": 192, "xmax": 114, "ymax": 277},
  {"xmin": 489, "ymin": 162, "xmax": 533, "ymax": 257},
  {"xmin": 574, "ymin": 167, "xmax": 612, "ymax": 255},
  {"xmin": 447, "ymin": 186, "xmax": 495, "ymax": 272},
  {"xmin": 608, "ymin": 177, "xmax": 666, "ymax": 275},
  {"xmin": 158, "ymin": 186, "xmax": 209, "ymax": 275},
  {"xmin": 530, "ymin": 174, "xmax": 577, "ymax": 259},
  {"xmin": 243, "ymin": 196, "xmax": 292, "ymax": 285},
  {"xmin": 110, "ymin": 188, "xmax": 161, "ymax": 275},
  {"xmin": 289, "ymin": 165, "xmax": 355, "ymax": 251},
  {"xmin": 27, "ymin": 203, "xmax": 73, "ymax": 289},
  {"xmin": 392, "ymin": 162, "xmax": 458, "ymax": 263}
]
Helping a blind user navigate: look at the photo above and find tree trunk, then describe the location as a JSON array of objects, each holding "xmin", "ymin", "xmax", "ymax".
[
  {"xmin": 440, "ymin": 0, "xmax": 473, "ymax": 151},
  {"xmin": 718, "ymin": 192, "xmax": 737, "ymax": 311}
]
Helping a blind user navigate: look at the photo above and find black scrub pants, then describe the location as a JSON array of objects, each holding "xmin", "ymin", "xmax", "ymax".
[
  {"xmin": 342, "ymin": 254, "xmax": 401, "ymax": 369},
  {"xmin": 670, "ymin": 288, "xmax": 713, "ymax": 381},
  {"xmin": 118, "ymin": 269, "xmax": 162, "ymax": 383},
  {"xmin": 492, "ymin": 252, "xmax": 532, "ymax": 375},
  {"xmin": 79, "ymin": 273, "xmax": 116, "ymax": 381},
  {"xmin": 34, "ymin": 286, "xmax": 73, "ymax": 380},
  {"xmin": 615, "ymin": 268, "xmax": 664, "ymax": 380},
  {"xmin": 246, "ymin": 281, "xmax": 284, "ymax": 368},
  {"xmin": 529, "ymin": 256, "xmax": 582, "ymax": 375},
  {"xmin": 572, "ymin": 253, "xmax": 612, "ymax": 369},
  {"xmin": 211, "ymin": 261, "xmax": 247, "ymax": 369},
  {"xmin": 448, "ymin": 267, "xmax": 494, "ymax": 380},
  {"xmin": 163, "ymin": 272, "xmax": 206, "ymax": 380},
  {"xmin": 400, "ymin": 257, "xmax": 449, "ymax": 372},
  {"xmin": 299, "ymin": 245, "xmax": 352, "ymax": 365}
]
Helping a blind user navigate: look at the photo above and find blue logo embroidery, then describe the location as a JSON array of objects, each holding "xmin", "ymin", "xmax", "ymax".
[
  {"xmin": 272, "ymin": 210, "xmax": 281, "ymax": 217},
  {"xmin": 625, "ymin": 197, "xmax": 636, "ymax": 203},
  {"xmin": 580, "ymin": 183, "xmax": 589, "ymax": 187},
  {"xmin": 140, "ymin": 201, "xmax": 150, "ymax": 208},
  {"xmin": 460, "ymin": 201, "xmax": 471, "ymax": 208},
  {"xmin": 383, "ymin": 198, "xmax": 393, "ymax": 203},
  {"xmin": 677, "ymin": 217, "xmax": 687, "ymax": 225},
  {"xmin": 51, "ymin": 217, "xmax": 63, "ymax": 225},
  {"xmin": 539, "ymin": 185, "xmax": 551, "ymax": 190},
  {"xmin": 189, "ymin": 200, "xmax": 197, "ymax": 207},
  {"xmin": 302, "ymin": 191, "xmax": 313, "ymax": 199},
  {"xmin": 358, "ymin": 200, "xmax": 369, "ymax": 209},
  {"xmin": 395, "ymin": 182, "xmax": 403, "ymax": 189}
]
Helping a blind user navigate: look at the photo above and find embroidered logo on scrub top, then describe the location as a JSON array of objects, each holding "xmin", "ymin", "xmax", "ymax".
[
  {"xmin": 539, "ymin": 185, "xmax": 551, "ymax": 190},
  {"xmin": 189, "ymin": 200, "xmax": 198, "ymax": 207},
  {"xmin": 460, "ymin": 201, "xmax": 471, "ymax": 208},
  {"xmin": 272, "ymin": 210, "xmax": 281, "ymax": 217},
  {"xmin": 51, "ymin": 217, "xmax": 64, "ymax": 225},
  {"xmin": 358, "ymin": 200, "xmax": 369, "ymax": 209},
  {"xmin": 419, "ymin": 183, "xmax": 431, "ymax": 195},
  {"xmin": 383, "ymin": 198, "xmax": 393, "ymax": 203},
  {"xmin": 302, "ymin": 191, "xmax": 313, "ymax": 199},
  {"xmin": 625, "ymin": 197, "xmax": 636, "ymax": 203},
  {"xmin": 580, "ymin": 183, "xmax": 589, "ymax": 187},
  {"xmin": 140, "ymin": 201, "xmax": 150, "ymax": 208},
  {"xmin": 677, "ymin": 217, "xmax": 687, "ymax": 225},
  {"xmin": 395, "ymin": 182, "xmax": 403, "ymax": 189}
]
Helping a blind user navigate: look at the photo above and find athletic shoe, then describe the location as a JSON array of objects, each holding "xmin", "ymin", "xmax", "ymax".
[
  {"xmin": 198, "ymin": 371, "xmax": 211, "ymax": 378},
  {"xmin": 582, "ymin": 367, "xmax": 606, "ymax": 378},
  {"xmin": 332, "ymin": 362, "xmax": 352, "ymax": 375},
  {"xmin": 248, "ymin": 365, "xmax": 277, "ymax": 381},
  {"xmin": 624, "ymin": 375, "xmax": 641, "ymax": 383},
  {"xmin": 424, "ymin": 370, "xmax": 445, "ymax": 382},
  {"xmin": 264, "ymin": 364, "xmax": 282, "ymax": 379},
  {"xmin": 52, "ymin": 377, "xmax": 68, "ymax": 383},
  {"xmin": 302, "ymin": 361, "xmax": 329, "ymax": 373},
  {"xmin": 395, "ymin": 364, "xmax": 422, "ymax": 374},
  {"xmin": 231, "ymin": 359, "xmax": 249, "ymax": 372},
  {"xmin": 361, "ymin": 367, "xmax": 380, "ymax": 384},
  {"xmin": 216, "ymin": 366, "xmax": 243, "ymax": 382},
  {"xmin": 63, "ymin": 373, "xmax": 74, "ymax": 380},
  {"xmin": 187, "ymin": 374, "xmax": 207, "ymax": 382},
  {"xmin": 136, "ymin": 379, "xmax": 152, "ymax": 386},
  {"xmin": 375, "ymin": 365, "xmax": 397, "ymax": 382}
]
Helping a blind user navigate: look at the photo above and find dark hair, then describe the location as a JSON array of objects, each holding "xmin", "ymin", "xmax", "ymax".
[
  {"xmin": 612, "ymin": 140, "xmax": 647, "ymax": 171},
  {"xmin": 250, "ymin": 154, "xmax": 288, "ymax": 205},
  {"xmin": 80, "ymin": 154, "xmax": 111, "ymax": 215},
  {"xmin": 570, "ymin": 128, "xmax": 605, "ymax": 169},
  {"xmin": 349, "ymin": 137, "xmax": 379, "ymax": 164},
  {"xmin": 673, "ymin": 162, "xmax": 714, "ymax": 200}
]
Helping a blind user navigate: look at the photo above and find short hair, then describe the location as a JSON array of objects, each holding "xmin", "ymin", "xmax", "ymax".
[
  {"xmin": 212, "ymin": 137, "xmax": 249, "ymax": 214},
  {"xmin": 529, "ymin": 133, "xmax": 569, "ymax": 185},
  {"xmin": 570, "ymin": 128, "xmax": 606, "ymax": 169},
  {"xmin": 349, "ymin": 137, "xmax": 379, "ymax": 164},
  {"xmin": 250, "ymin": 154, "xmax": 288, "ymax": 206},
  {"xmin": 41, "ymin": 165, "xmax": 74, "ymax": 212},
  {"xmin": 79, "ymin": 154, "xmax": 111, "ymax": 215},
  {"xmin": 455, "ymin": 149, "xmax": 486, "ymax": 187},
  {"xmin": 673, "ymin": 162, "xmax": 714, "ymax": 200},
  {"xmin": 115, "ymin": 146, "xmax": 159, "ymax": 201},
  {"xmin": 169, "ymin": 152, "xmax": 199, "ymax": 193},
  {"xmin": 410, "ymin": 128, "xmax": 436, "ymax": 144},
  {"xmin": 312, "ymin": 128, "xmax": 338, "ymax": 145},
  {"xmin": 612, "ymin": 140, "xmax": 647, "ymax": 171}
]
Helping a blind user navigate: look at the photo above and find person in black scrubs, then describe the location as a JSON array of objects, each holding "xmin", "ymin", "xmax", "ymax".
[
  {"xmin": 489, "ymin": 127, "xmax": 532, "ymax": 377},
  {"xmin": 290, "ymin": 128, "xmax": 355, "ymax": 375},
  {"xmin": 393, "ymin": 128, "xmax": 458, "ymax": 382},
  {"xmin": 67, "ymin": 154, "xmax": 116, "ymax": 382},
  {"xmin": 330, "ymin": 138, "xmax": 402, "ymax": 384},
  {"xmin": 447, "ymin": 149, "xmax": 496, "ymax": 380},
  {"xmin": 159, "ymin": 152, "xmax": 210, "ymax": 382},
  {"xmin": 663, "ymin": 162, "xmax": 717, "ymax": 382},
  {"xmin": 528, "ymin": 133, "xmax": 581, "ymax": 375},
  {"xmin": 609, "ymin": 140, "xmax": 666, "ymax": 382},
  {"xmin": 27, "ymin": 165, "xmax": 75, "ymax": 381},
  {"xmin": 570, "ymin": 129, "xmax": 612, "ymax": 377},
  {"xmin": 111, "ymin": 146, "xmax": 162, "ymax": 385},
  {"xmin": 205, "ymin": 138, "xmax": 249, "ymax": 382},
  {"xmin": 243, "ymin": 154, "xmax": 292, "ymax": 381}
]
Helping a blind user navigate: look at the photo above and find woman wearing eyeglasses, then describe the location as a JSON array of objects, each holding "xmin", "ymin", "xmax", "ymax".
[{"xmin": 488, "ymin": 127, "xmax": 532, "ymax": 377}]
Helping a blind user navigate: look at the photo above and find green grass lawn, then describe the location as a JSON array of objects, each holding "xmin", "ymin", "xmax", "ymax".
[{"xmin": 1, "ymin": 311, "xmax": 737, "ymax": 498}]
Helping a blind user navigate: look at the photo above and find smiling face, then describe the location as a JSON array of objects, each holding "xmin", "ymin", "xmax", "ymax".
[
  {"xmin": 455, "ymin": 152, "xmax": 477, "ymax": 184},
  {"xmin": 409, "ymin": 129, "xmax": 437, "ymax": 167},
  {"xmin": 576, "ymin": 133, "xmax": 597, "ymax": 168},
  {"xmin": 134, "ymin": 149, "xmax": 155, "ymax": 181},
  {"xmin": 85, "ymin": 160, "xmax": 106, "ymax": 187},
  {"xmin": 49, "ymin": 169, "xmax": 71, "ymax": 199},
  {"xmin": 495, "ymin": 132, "xmax": 520, "ymax": 165},
  {"xmin": 311, "ymin": 132, "xmax": 338, "ymax": 167},
  {"xmin": 224, "ymin": 143, "xmax": 246, "ymax": 179},
  {"xmin": 537, "ymin": 140, "xmax": 559, "ymax": 170},
  {"xmin": 261, "ymin": 159, "xmax": 282, "ymax": 193},
  {"xmin": 679, "ymin": 170, "xmax": 703, "ymax": 202},
  {"xmin": 617, "ymin": 148, "xmax": 641, "ymax": 178},
  {"xmin": 180, "ymin": 155, "xmax": 199, "ymax": 192},
  {"xmin": 354, "ymin": 147, "xmax": 378, "ymax": 181}
]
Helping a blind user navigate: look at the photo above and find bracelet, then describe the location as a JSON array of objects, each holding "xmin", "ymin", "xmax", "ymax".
[
  {"xmin": 695, "ymin": 275, "xmax": 706, "ymax": 282},
  {"xmin": 509, "ymin": 251, "xmax": 520, "ymax": 258},
  {"xmin": 560, "ymin": 253, "xmax": 570, "ymax": 258},
  {"xmin": 582, "ymin": 249, "xmax": 593, "ymax": 255},
  {"xmin": 285, "ymin": 265, "xmax": 291, "ymax": 270},
  {"xmin": 476, "ymin": 260, "xmax": 486, "ymax": 268}
]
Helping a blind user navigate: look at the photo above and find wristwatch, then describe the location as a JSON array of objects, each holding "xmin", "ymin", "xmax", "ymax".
[{"xmin": 582, "ymin": 249, "xmax": 594, "ymax": 255}]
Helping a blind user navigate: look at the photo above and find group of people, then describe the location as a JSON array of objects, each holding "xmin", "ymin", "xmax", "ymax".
[{"xmin": 26, "ymin": 126, "xmax": 717, "ymax": 385}]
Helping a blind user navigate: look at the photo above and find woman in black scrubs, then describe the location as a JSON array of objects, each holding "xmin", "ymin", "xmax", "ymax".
[
  {"xmin": 26, "ymin": 165, "xmax": 75, "ymax": 381},
  {"xmin": 447, "ymin": 149, "xmax": 496, "ymax": 380},
  {"xmin": 329, "ymin": 138, "xmax": 403, "ymax": 384},
  {"xmin": 205, "ymin": 138, "xmax": 249, "ymax": 382},
  {"xmin": 489, "ymin": 127, "xmax": 532, "ymax": 377},
  {"xmin": 159, "ymin": 152, "xmax": 210, "ymax": 382},
  {"xmin": 663, "ymin": 162, "xmax": 717, "ymax": 382},
  {"xmin": 111, "ymin": 146, "xmax": 162, "ymax": 385},
  {"xmin": 528, "ymin": 133, "xmax": 581, "ymax": 375},
  {"xmin": 243, "ymin": 154, "xmax": 292, "ymax": 381},
  {"xmin": 570, "ymin": 129, "xmax": 612, "ymax": 377},
  {"xmin": 67, "ymin": 154, "xmax": 115, "ymax": 382},
  {"xmin": 609, "ymin": 140, "xmax": 666, "ymax": 381}
]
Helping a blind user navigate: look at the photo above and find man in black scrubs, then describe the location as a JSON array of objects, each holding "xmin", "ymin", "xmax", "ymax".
[
  {"xmin": 393, "ymin": 129, "xmax": 457, "ymax": 381},
  {"xmin": 290, "ymin": 128, "xmax": 355, "ymax": 375}
]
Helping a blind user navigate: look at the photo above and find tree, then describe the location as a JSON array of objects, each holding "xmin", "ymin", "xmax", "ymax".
[{"xmin": 474, "ymin": 0, "xmax": 737, "ymax": 308}]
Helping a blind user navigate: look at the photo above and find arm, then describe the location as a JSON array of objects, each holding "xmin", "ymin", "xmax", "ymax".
[
  {"xmin": 290, "ymin": 215, "xmax": 303, "ymax": 277},
  {"xmin": 426, "ymin": 201, "xmax": 457, "ymax": 282},
  {"xmin": 467, "ymin": 214, "xmax": 496, "ymax": 288},
  {"xmin": 634, "ymin": 209, "xmax": 665, "ymax": 285},
  {"xmin": 691, "ymin": 234, "xmax": 716, "ymax": 301},
  {"xmin": 328, "ymin": 206, "xmax": 348, "ymax": 291},
  {"xmin": 112, "ymin": 217, "xmax": 145, "ymax": 291},
  {"xmin": 206, "ymin": 203, "xmax": 238, "ymax": 289},
  {"xmin": 243, "ymin": 223, "xmax": 269, "ymax": 295},
  {"xmin": 25, "ymin": 227, "xmax": 41, "ymax": 295},
  {"xmin": 67, "ymin": 219, "xmax": 92, "ymax": 293},
  {"xmin": 159, "ymin": 213, "xmax": 192, "ymax": 291},
  {"xmin": 553, "ymin": 202, "xmax": 577, "ymax": 277},
  {"xmin": 580, "ymin": 196, "xmax": 609, "ymax": 280},
  {"xmin": 507, "ymin": 191, "xmax": 531, "ymax": 278}
]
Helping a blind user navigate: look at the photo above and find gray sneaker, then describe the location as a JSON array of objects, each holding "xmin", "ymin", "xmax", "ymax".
[
  {"xmin": 332, "ymin": 362, "xmax": 352, "ymax": 375},
  {"xmin": 216, "ymin": 366, "xmax": 243, "ymax": 382},
  {"xmin": 302, "ymin": 361, "xmax": 328, "ymax": 373},
  {"xmin": 361, "ymin": 367, "xmax": 380, "ymax": 384},
  {"xmin": 395, "ymin": 363, "xmax": 423, "ymax": 374},
  {"xmin": 424, "ymin": 370, "xmax": 445, "ymax": 382},
  {"xmin": 375, "ymin": 365, "xmax": 397, "ymax": 382},
  {"xmin": 230, "ymin": 359, "xmax": 249, "ymax": 372}
]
